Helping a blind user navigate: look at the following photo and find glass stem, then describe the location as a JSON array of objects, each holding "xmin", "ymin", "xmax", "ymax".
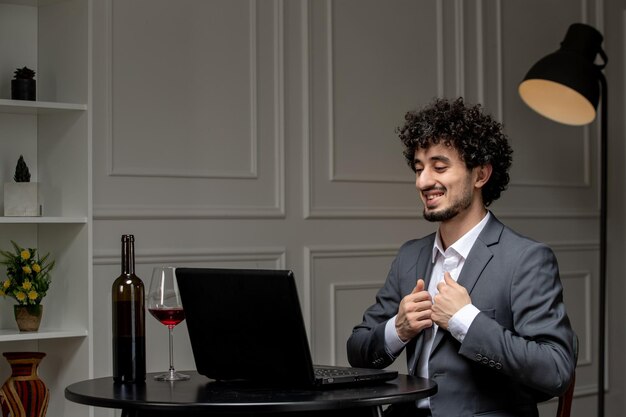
[{"xmin": 168, "ymin": 325, "xmax": 175, "ymax": 372}]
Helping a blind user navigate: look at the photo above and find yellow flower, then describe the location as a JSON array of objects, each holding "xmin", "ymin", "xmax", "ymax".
[{"xmin": 0, "ymin": 242, "xmax": 55, "ymax": 305}]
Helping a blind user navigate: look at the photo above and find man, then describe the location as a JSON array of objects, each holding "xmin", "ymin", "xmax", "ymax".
[{"xmin": 347, "ymin": 97, "xmax": 576, "ymax": 417}]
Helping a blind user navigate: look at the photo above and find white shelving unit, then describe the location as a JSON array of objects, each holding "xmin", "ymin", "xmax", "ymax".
[{"xmin": 0, "ymin": 1, "xmax": 91, "ymax": 416}]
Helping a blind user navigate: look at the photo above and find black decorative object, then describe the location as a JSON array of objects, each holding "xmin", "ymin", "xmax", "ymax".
[
  {"xmin": 11, "ymin": 67, "xmax": 36, "ymax": 101},
  {"xmin": 4, "ymin": 156, "xmax": 39, "ymax": 217},
  {"xmin": 14, "ymin": 156, "xmax": 31, "ymax": 182}
]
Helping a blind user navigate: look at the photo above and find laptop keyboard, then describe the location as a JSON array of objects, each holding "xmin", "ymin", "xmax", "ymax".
[{"xmin": 314, "ymin": 367, "xmax": 358, "ymax": 378}]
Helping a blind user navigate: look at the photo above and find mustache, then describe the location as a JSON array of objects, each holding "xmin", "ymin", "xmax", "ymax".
[{"xmin": 420, "ymin": 186, "xmax": 446, "ymax": 193}]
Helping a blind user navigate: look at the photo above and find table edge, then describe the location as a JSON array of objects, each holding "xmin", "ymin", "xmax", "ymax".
[{"xmin": 65, "ymin": 373, "xmax": 438, "ymax": 413}]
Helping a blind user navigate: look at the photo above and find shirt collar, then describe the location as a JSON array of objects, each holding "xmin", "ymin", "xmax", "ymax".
[{"xmin": 431, "ymin": 211, "xmax": 492, "ymax": 263}]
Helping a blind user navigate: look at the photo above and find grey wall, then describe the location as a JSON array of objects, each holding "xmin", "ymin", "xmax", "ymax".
[{"xmin": 91, "ymin": 1, "xmax": 626, "ymax": 416}]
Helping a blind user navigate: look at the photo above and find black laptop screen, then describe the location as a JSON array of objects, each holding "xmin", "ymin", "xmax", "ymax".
[{"xmin": 176, "ymin": 268, "xmax": 316, "ymax": 386}]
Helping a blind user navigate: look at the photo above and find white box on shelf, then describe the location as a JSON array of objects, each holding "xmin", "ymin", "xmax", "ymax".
[{"xmin": 3, "ymin": 182, "xmax": 40, "ymax": 216}]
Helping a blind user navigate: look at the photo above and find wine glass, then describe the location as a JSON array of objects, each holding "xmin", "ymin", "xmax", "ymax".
[{"xmin": 147, "ymin": 266, "xmax": 190, "ymax": 381}]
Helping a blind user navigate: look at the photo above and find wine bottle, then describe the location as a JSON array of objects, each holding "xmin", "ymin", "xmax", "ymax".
[{"xmin": 112, "ymin": 234, "xmax": 146, "ymax": 383}]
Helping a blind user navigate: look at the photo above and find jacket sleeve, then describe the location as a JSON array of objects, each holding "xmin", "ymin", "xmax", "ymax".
[{"xmin": 458, "ymin": 242, "xmax": 577, "ymax": 397}]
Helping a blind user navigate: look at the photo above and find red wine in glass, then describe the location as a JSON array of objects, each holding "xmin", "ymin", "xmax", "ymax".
[
  {"xmin": 149, "ymin": 307, "xmax": 185, "ymax": 327},
  {"xmin": 147, "ymin": 267, "xmax": 190, "ymax": 381}
]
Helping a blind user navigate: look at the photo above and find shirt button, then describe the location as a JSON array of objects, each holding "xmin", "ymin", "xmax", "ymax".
[
  {"xmin": 482, "ymin": 357, "xmax": 489, "ymax": 365},
  {"xmin": 495, "ymin": 363, "xmax": 502, "ymax": 370},
  {"xmin": 488, "ymin": 360, "xmax": 495, "ymax": 367},
  {"xmin": 475, "ymin": 354, "xmax": 482, "ymax": 361}
]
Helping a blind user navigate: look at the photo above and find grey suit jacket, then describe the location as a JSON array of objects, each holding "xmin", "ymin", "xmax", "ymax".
[{"xmin": 347, "ymin": 215, "xmax": 576, "ymax": 417}]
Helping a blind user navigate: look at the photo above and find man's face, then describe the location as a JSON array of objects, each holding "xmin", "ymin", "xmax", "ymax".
[{"xmin": 413, "ymin": 143, "xmax": 477, "ymax": 222}]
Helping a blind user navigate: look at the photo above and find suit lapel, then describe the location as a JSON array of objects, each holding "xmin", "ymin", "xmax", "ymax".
[
  {"xmin": 430, "ymin": 215, "xmax": 504, "ymax": 354},
  {"xmin": 421, "ymin": 237, "xmax": 436, "ymax": 290},
  {"xmin": 456, "ymin": 240, "xmax": 494, "ymax": 293},
  {"xmin": 407, "ymin": 234, "xmax": 436, "ymax": 373}
]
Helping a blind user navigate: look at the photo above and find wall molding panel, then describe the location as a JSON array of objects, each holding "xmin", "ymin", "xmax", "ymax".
[
  {"xmin": 560, "ymin": 271, "xmax": 593, "ymax": 367},
  {"xmin": 106, "ymin": 0, "xmax": 259, "ymax": 179},
  {"xmin": 509, "ymin": 127, "xmax": 592, "ymax": 189},
  {"xmin": 304, "ymin": 0, "xmax": 444, "ymax": 219},
  {"xmin": 94, "ymin": 203, "xmax": 286, "ymax": 220},
  {"xmin": 94, "ymin": 0, "xmax": 285, "ymax": 219},
  {"xmin": 550, "ymin": 238, "xmax": 603, "ymax": 397},
  {"xmin": 304, "ymin": 244, "xmax": 400, "ymax": 363},
  {"xmin": 94, "ymin": 247, "xmax": 287, "ymax": 269},
  {"xmin": 329, "ymin": 281, "xmax": 383, "ymax": 365}
]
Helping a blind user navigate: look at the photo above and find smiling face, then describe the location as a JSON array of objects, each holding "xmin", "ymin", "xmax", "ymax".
[{"xmin": 414, "ymin": 143, "xmax": 488, "ymax": 223}]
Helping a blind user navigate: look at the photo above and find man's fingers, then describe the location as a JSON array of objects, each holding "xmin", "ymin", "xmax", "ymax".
[
  {"xmin": 443, "ymin": 272, "xmax": 456, "ymax": 285},
  {"xmin": 412, "ymin": 278, "xmax": 425, "ymax": 293},
  {"xmin": 437, "ymin": 272, "xmax": 456, "ymax": 292}
]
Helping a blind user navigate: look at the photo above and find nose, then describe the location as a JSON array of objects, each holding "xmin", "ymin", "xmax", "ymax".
[{"xmin": 416, "ymin": 168, "xmax": 434, "ymax": 191}]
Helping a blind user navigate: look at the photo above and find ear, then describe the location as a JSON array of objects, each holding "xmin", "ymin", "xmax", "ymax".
[{"xmin": 474, "ymin": 164, "xmax": 493, "ymax": 189}]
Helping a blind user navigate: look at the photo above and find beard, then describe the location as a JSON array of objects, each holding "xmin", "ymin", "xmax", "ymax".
[{"xmin": 422, "ymin": 185, "xmax": 473, "ymax": 222}]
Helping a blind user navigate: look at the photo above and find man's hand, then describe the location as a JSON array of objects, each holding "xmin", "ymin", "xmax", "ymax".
[
  {"xmin": 432, "ymin": 272, "xmax": 471, "ymax": 330},
  {"xmin": 395, "ymin": 279, "xmax": 433, "ymax": 342}
]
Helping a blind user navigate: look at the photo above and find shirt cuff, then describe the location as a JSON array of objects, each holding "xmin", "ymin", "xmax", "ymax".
[
  {"xmin": 384, "ymin": 315, "xmax": 408, "ymax": 357},
  {"xmin": 448, "ymin": 304, "xmax": 480, "ymax": 342}
]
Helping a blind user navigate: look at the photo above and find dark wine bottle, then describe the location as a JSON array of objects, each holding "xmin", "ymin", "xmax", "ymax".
[{"xmin": 112, "ymin": 234, "xmax": 146, "ymax": 383}]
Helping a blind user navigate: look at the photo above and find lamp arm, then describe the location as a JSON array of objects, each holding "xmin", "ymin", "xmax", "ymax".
[{"xmin": 597, "ymin": 48, "xmax": 608, "ymax": 69}]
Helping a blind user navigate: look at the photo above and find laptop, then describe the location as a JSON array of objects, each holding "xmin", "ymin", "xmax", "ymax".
[{"xmin": 175, "ymin": 267, "xmax": 398, "ymax": 388}]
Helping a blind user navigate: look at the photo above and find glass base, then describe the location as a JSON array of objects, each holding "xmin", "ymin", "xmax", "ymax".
[{"xmin": 153, "ymin": 369, "xmax": 190, "ymax": 381}]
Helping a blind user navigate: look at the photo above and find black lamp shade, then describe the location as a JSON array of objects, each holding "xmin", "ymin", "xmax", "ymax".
[{"xmin": 519, "ymin": 23, "xmax": 605, "ymax": 126}]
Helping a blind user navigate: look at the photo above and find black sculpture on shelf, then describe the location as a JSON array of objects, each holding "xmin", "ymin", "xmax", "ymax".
[{"xmin": 14, "ymin": 155, "xmax": 31, "ymax": 183}]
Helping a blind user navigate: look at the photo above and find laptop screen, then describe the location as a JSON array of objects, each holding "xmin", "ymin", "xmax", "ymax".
[{"xmin": 176, "ymin": 267, "xmax": 316, "ymax": 386}]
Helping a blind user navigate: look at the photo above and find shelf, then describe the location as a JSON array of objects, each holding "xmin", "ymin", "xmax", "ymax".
[
  {"xmin": 0, "ymin": 0, "xmax": 67, "ymax": 7},
  {"xmin": 0, "ymin": 216, "xmax": 88, "ymax": 224},
  {"xmin": 0, "ymin": 328, "xmax": 88, "ymax": 342},
  {"xmin": 0, "ymin": 99, "xmax": 87, "ymax": 115},
  {"xmin": 0, "ymin": 0, "xmax": 37, "ymax": 5}
]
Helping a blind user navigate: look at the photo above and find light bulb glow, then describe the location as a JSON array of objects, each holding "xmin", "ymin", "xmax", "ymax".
[{"xmin": 519, "ymin": 79, "xmax": 596, "ymax": 126}]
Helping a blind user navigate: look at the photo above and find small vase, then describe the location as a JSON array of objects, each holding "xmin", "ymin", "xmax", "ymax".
[
  {"xmin": 0, "ymin": 352, "xmax": 49, "ymax": 417},
  {"xmin": 3, "ymin": 182, "xmax": 40, "ymax": 217},
  {"xmin": 14, "ymin": 305, "xmax": 43, "ymax": 332},
  {"xmin": 11, "ymin": 79, "xmax": 36, "ymax": 101}
]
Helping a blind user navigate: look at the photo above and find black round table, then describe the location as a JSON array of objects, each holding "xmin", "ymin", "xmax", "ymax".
[{"xmin": 65, "ymin": 371, "xmax": 437, "ymax": 417}]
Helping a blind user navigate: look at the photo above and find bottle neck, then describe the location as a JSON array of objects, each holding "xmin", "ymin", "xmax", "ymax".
[{"xmin": 121, "ymin": 235, "xmax": 135, "ymax": 275}]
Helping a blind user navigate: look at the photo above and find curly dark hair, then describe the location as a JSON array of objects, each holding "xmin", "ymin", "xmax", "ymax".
[{"xmin": 396, "ymin": 97, "xmax": 513, "ymax": 206}]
